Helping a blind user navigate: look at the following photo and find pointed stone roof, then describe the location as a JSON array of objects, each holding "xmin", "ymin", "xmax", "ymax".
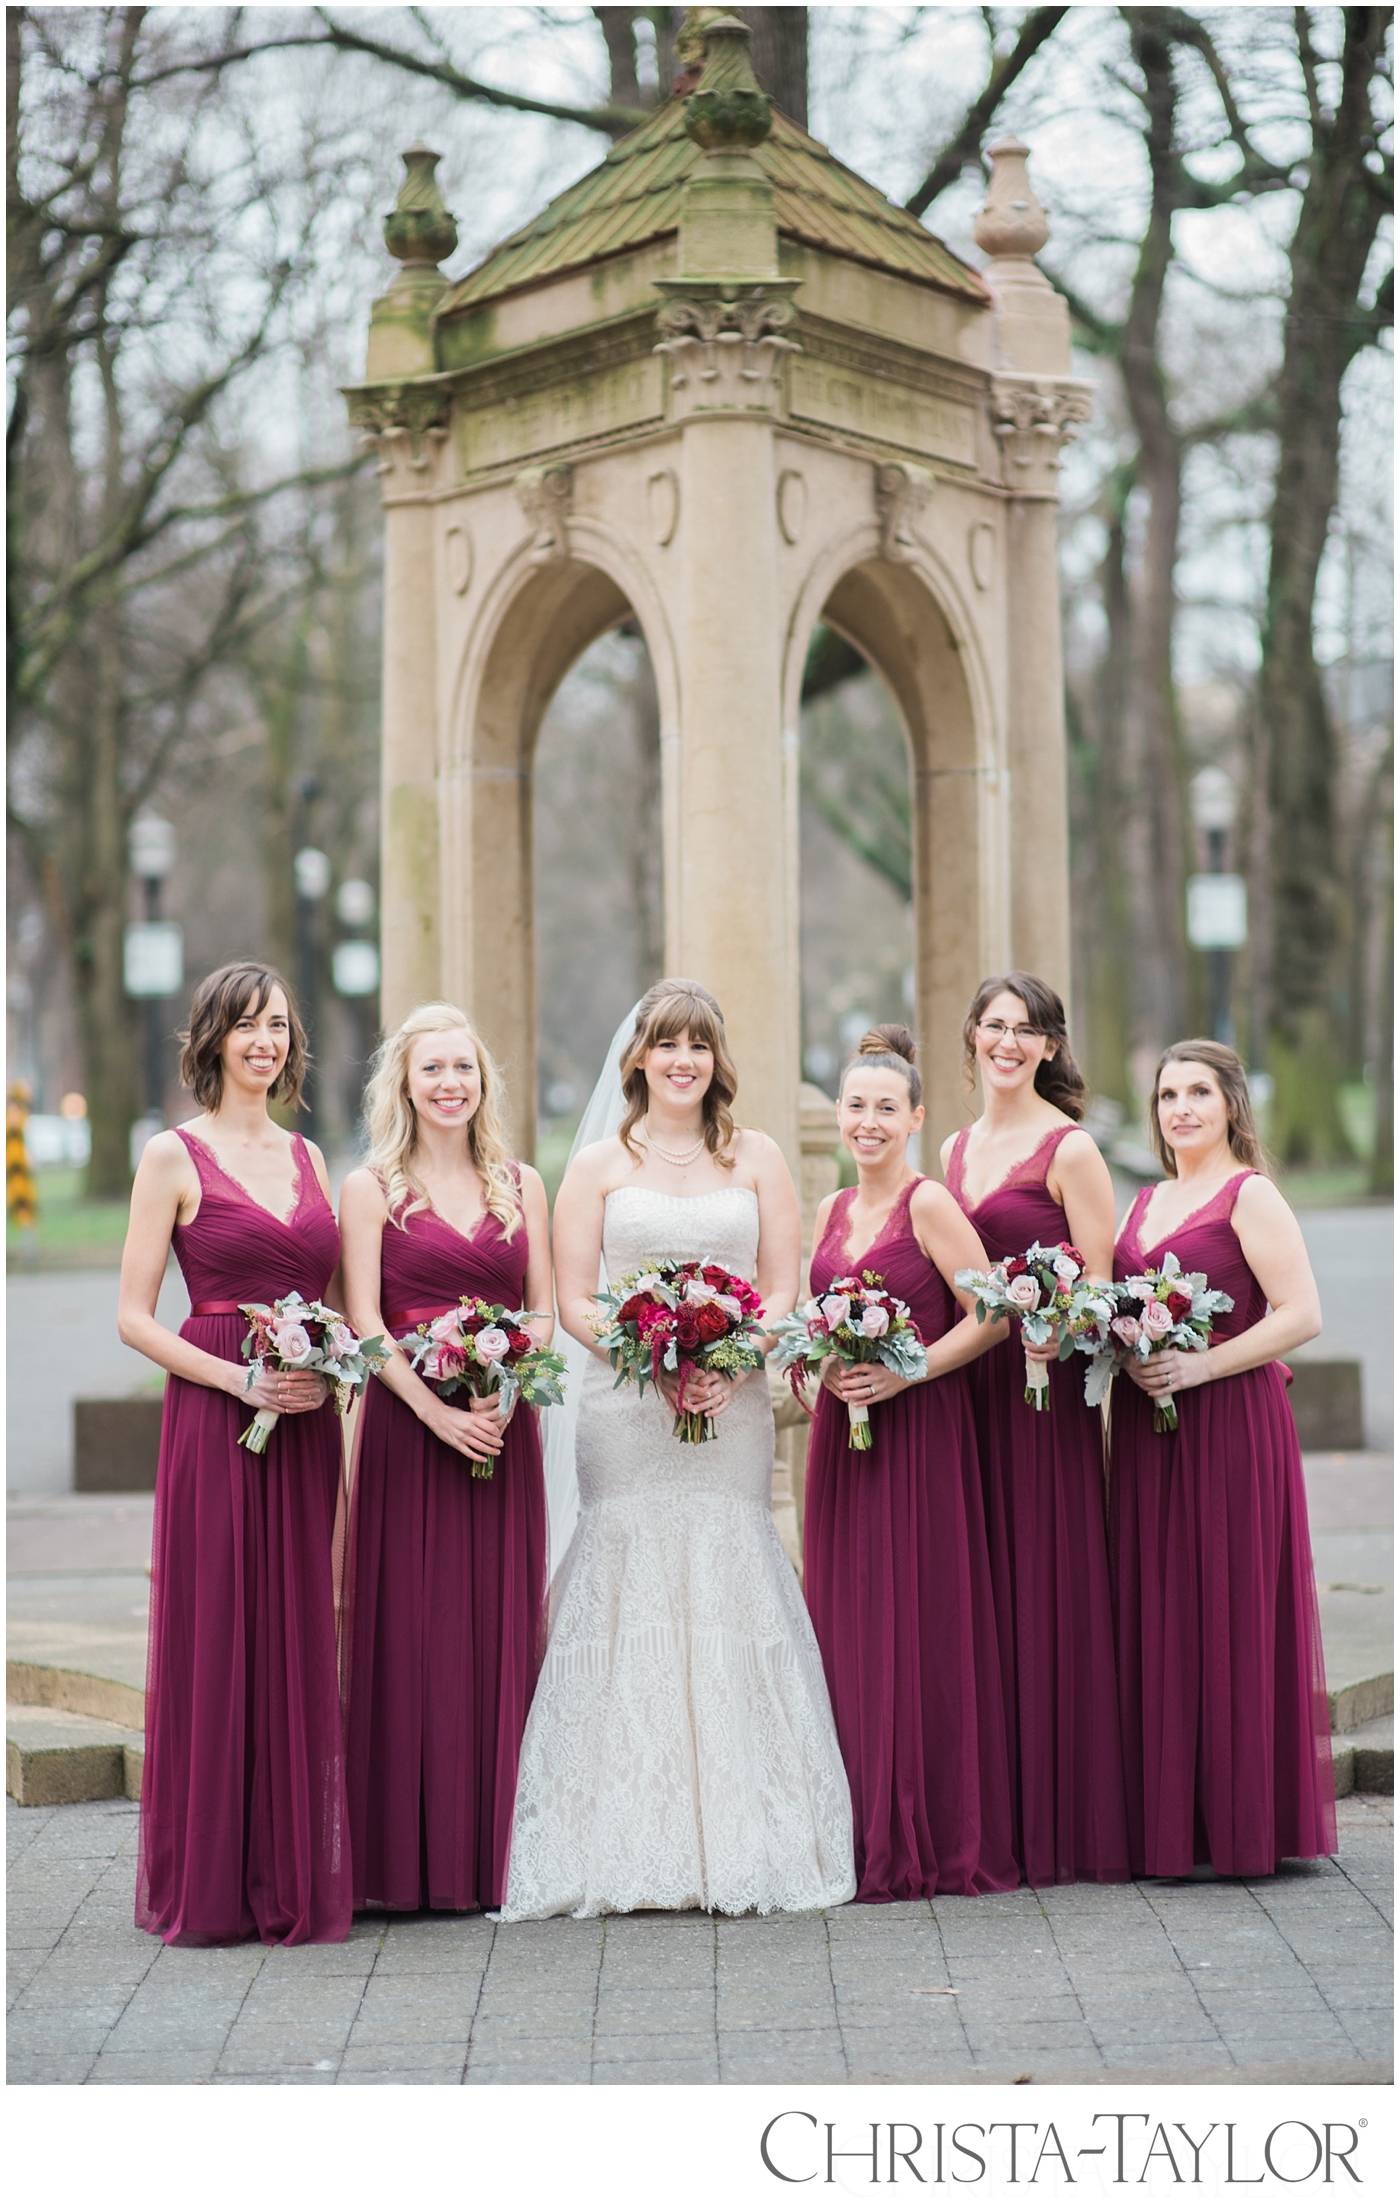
[{"xmin": 440, "ymin": 100, "xmax": 988, "ymax": 317}]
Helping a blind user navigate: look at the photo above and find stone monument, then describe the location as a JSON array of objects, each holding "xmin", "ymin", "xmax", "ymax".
[{"xmin": 345, "ymin": 13, "xmax": 1090, "ymax": 1167}]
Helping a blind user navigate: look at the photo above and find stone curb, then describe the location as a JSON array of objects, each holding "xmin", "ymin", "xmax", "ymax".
[{"xmin": 6, "ymin": 1704, "xmax": 144, "ymax": 1806}]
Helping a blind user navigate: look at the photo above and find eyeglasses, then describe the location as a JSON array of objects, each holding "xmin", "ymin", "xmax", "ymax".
[{"xmin": 977, "ymin": 1020, "xmax": 1044, "ymax": 1043}]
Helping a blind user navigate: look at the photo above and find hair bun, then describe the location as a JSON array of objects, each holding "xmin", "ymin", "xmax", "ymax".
[{"xmin": 859, "ymin": 1022, "xmax": 916, "ymax": 1064}]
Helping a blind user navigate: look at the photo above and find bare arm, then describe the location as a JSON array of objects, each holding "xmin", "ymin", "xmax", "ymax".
[
  {"xmin": 117, "ymin": 1133, "xmax": 323, "ymax": 1413},
  {"xmin": 1127, "ymin": 1175, "xmax": 1322, "ymax": 1399},
  {"xmin": 1046, "ymin": 1129, "xmax": 1116, "ymax": 1281},
  {"xmin": 517, "ymin": 1165, "xmax": 554, "ymax": 1346},
  {"xmin": 338, "ymin": 1168, "xmax": 506, "ymax": 1464},
  {"xmin": 551, "ymin": 1143, "xmax": 613, "ymax": 1360},
  {"xmin": 304, "ymin": 1137, "xmax": 345, "ymax": 1313}
]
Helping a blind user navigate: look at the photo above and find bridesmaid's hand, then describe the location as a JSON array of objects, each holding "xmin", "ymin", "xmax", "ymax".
[
  {"xmin": 1022, "ymin": 1335, "xmax": 1060, "ymax": 1364},
  {"xmin": 1128, "ymin": 1348, "xmax": 1212, "ymax": 1397},
  {"xmin": 421, "ymin": 1394, "xmax": 507, "ymax": 1463},
  {"xmin": 824, "ymin": 1360, "xmax": 915, "ymax": 1405},
  {"xmin": 239, "ymin": 1366, "xmax": 329, "ymax": 1413}
]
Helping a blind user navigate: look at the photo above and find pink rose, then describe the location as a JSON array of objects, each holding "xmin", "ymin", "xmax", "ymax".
[
  {"xmin": 860, "ymin": 1305, "xmax": 890, "ymax": 1338},
  {"xmin": 270, "ymin": 1320, "xmax": 314, "ymax": 1366},
  {"xmin": 1110, "ymin": 1315, "xmax": 1142, "ymax": 1348},
  {"xmin": 820, "ymin": 1294, "xmax": 851, "ymax": 1329},
  {"xmin": 1006, "ymin": 1275, "xmax": 1041, "ymax": 1312},
  {"xmin": 716, "ymin": 1294, "xmax": 743, "ymax": 1321},
  {"xmin": 429, "ymin": 1312, "xmax": 462, "ymax": 1345},
  {"xmin": 1053, "ymin": 1254, "xmax": 1081, "ymax": 1285},
  {"xmin": 1141, "ymin": 1299, "xmax": 1174, "ymax": 1339},
  {"xmin": 474, "ymin": 1326, "xmax": 511, "ymax": 1365},
  {"xmin": 419, "ymin": 1345, "xmax": 443, "ymax": 1379},
  {"xmin": 329, "ymin": 1323, "xmax": 357, "ymax": 1359},
  {"xmin": 683, "ymin": 1279, "xmax": 715, "ymax": 1306},
  {"xmin": 1123, "ymin": 1275, "xmax": 1157, "ymax": 1303}
]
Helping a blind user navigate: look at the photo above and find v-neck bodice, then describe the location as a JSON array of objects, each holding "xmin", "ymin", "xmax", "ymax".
[
  {"xmin": 945, "ymin": 1122, "xmax": 1077, "ymax": 1260},
  {"xmin": 1115, "ymin": 1170, "xmax": 1262, "ymax": 1338},
  {"xmin": 172, "ymin": 1125, "xmax": 339, "ymax": 1308}
]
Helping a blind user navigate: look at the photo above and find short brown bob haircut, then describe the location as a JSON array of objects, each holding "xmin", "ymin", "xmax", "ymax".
[{"xmin": 178, "ymin": 963, "xmax": 309, "ymax": 1112}]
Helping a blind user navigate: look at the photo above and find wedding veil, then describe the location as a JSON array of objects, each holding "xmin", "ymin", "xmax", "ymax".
[{"xmin": 539, "ymin": 999, "xmax": 640, "ymax": 1573}]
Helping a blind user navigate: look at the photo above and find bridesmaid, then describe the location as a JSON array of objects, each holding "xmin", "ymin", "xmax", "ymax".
[
  {"xmin": 1111, "ymin": 1039, "xmax": 1336, "ymax": 1877},
  {"xmin": 941, "ymin": 973, "xmax": 1130, "ymax": 1886},
  {"xmin": 804, "ymin": 1025, "xmax": 1019, "ymax": 1901},
  {"xmin": 119, "ymin": 963, "xmax": 350, "ymax": 1945},
  {"xmin": 339, "ymin": 1004, "xmax": 550, "ymax": 1913}
]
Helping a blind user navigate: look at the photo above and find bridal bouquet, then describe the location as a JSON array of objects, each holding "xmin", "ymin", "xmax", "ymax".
[
  {"xmin": 591, "ymin": 1258, "xmax": 767, "ymax": 1444},
  {"xmin": 769, "ymin": 1272, "xmax": 927, "ymax": 1449},
  {"xmin": 238, "ymin": 1292, "xmax": 390, "ymax": 1453},
  {"xmin": 953, "ymin": 1242, "xmax": 1111, "ymax": 1411},
  {"xmin": 398, "ymin": 1299, "xmax": 567, "ymax": 1475},
  {"xmin": 1101, "ymin": 1255, "xmax": 1234, "ymax": 1432}
]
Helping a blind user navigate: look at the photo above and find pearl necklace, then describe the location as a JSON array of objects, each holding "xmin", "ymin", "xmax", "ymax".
[{"xmin": 644, "ymin": 1120, "xmax": 706, "ymax": 1168}]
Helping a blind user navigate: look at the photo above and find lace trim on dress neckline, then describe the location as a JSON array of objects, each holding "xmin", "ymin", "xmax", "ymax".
[
  {"xmin": 1127, "ymin": 1168, "xmax": 1254, "ymax": 1257},
  {"xmin": 832, "ymin": 1175, "xmax": 923, "ymax": 1271},
  {"xmin": 176, "ymin": 1125, "xmax": 314, "ymax": 1230},
  {"xmin": 950, "ymin": 1122, "xmax": 1073, "ymax": 1212}
]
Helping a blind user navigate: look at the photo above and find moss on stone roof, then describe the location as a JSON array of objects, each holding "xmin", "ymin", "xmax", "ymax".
[{"xmin": 440, "ymin": 101, "xmax": 988, "ymax": 316}]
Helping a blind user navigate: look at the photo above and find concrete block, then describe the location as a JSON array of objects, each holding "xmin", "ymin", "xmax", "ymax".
[
  {"xmin": 1329, "ymin": 1670, "xmax": 1393, "ymax": 1733},
  {"xmin": 1287, "ymin": 1362, "xmax": 1364, "ymax": 1450},
  {"xmin": 6, "ymin": 1704, "xmax": 145, "ymax": 1806},
  {"xmin": 7, "ymin": 1660, "xmax": 146, "ymax": 1729},
  {"xmin": 1349, "ymin": 1713, "xmax": 1394, "ymax": 1794},
  {"xmin": 73, "ymin": 1398, "xmax": 163, "ymax": 1491}
]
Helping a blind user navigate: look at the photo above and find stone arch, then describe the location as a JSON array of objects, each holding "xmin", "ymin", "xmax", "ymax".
[
  {"xmin": 782, "ymin": 532, "xmax": 1008, "ymax": 1144},
  {"xmin": 444, "ymin": 532, "xmax": 675, "ymax": 1151}
]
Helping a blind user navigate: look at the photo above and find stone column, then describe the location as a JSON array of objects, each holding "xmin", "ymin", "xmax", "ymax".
[
  {"xmin": 654, "ymin": 14, "xmax": 802, "ymax": 1167},
  {"xmin": 346, "ymin": 146, "xmax": 458, "ymax": 1025},
  {"xmin": 975, "ymin": 140, "xmax": 1092, "ymax": 1002}
]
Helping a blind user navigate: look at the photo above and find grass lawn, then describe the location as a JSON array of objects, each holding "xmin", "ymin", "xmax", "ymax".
[{"xmin": 7, "ymin": 1167, "xmax": 130, "ymax": 1270}]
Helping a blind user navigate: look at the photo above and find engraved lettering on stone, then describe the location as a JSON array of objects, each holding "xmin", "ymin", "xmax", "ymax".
[
  {"xmin": 776, "ymin": 470, "xmax": 807, "ymax": 545},
  {"xmin": 789, "ymin": 360, "xmax": 975, "ymax": 466},
  {"xmin": 464, "ymin": 358, "xmax": 664, "ymax": 472}
]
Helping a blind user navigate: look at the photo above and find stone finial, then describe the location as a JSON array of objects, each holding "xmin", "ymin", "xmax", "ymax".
[
  {"xmin": 384, "ymin": 143, "xmax": 458, "ymax": 270},
  {"xmin": 684, "ymin": 12, "xmax": 773, "ymax": 153},
  {"xmin": 973, "ymin": 137, "xmax": 1050, "ymax": 264}
]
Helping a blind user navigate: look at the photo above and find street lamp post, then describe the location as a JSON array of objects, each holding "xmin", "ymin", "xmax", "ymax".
[
  {"xmin": 1186, "ymin": 768, "xmax": 1245, "ymax": 1046},
  {"xmin": 126, "ymin": 816, "xmax": 181, "ymax": 1142},
  {"xmin": 333, "ymin": 878, "xmax": 380, "ymax": 1139}
]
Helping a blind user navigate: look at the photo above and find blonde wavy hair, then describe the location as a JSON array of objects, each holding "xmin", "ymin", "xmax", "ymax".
[
  {"xmin": 362, "ymin": 1003, "xmax": 521, "ymax": 1237},
  {"xmin": 617, "ymin": 979, "xmax": 739, "ymax": 1168}
]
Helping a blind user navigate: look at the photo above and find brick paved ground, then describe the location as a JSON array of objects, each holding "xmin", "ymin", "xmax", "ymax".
[{"xmin": 7, "ymin": 1792, "xmax": 1391, "ymax": 2086}]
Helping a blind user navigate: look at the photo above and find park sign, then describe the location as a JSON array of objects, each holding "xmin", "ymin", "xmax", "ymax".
[
  {"xmin": 1186, "ymin": 873, "xmax": 1248, "ymax": 951},
  {"xmin": 124, "ymin": 920, "xmax": 184, "ymax": 999}
]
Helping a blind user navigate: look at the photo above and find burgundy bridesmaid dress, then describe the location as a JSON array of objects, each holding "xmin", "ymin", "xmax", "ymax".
[
  {"xmin": 342, "ymin": 1194, "xmax": 547, "ymax": 1912},
  {"xmin": 947, "ymin": 1126, "xmax": 1130, "ymax": 1886},
  {"xmin": 1111, "ymin": 1171, "xmax": 1337, "ymax": 1876},
  {"xmin": 136, "ymin": 1128, "xmax": 351, "ymax": 1946},
  {"xmin": 803, "ymin": 1178, "xmax": 1018, "ymax": 1901}
]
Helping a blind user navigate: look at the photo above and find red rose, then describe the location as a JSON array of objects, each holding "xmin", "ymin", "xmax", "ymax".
[
  {"xmin": 674, "ymin": 1310, "xmax": 702, "ymax": 1351},
  {"xmin": 509, "ymin": 1329, "xmax": 532, "ymax": 1356},
  {"xmin": 1165, "ymin": 1290, "xmax": 1192, "ymax": 1322},
  {"xmin": 1004, "ymin": 1258, "xmax": 1028, "ymax": 1279},
  {"xmin": 617, "ymin": 1294, "xmax": 650, "ymax": 1325},
  {"xmin": 1059, "ymin": 1244, "xmax": 1086, "ymax": 1270},
  {"xmin": 694, "ymin": 1303, "xmax": 728, "ymax": 1343}
]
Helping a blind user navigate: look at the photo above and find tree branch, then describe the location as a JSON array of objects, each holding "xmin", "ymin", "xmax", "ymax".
[{"xmin": 904, "ymin": 5, "xmax": 1068, "ymax": 217}]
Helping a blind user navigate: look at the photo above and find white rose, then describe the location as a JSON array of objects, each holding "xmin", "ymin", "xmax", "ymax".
[{"xmin": 1006, "ymin": 1275, "xmax": 1041, "ymax": 1312}]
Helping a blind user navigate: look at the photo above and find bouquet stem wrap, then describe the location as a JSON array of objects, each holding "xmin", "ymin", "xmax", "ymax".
[
  {"xmin": 846, "ymin": 1399, "xmax": 873, "ymax": 1449},
  {"xmin": 240, "ymin": 1405, "xmax": 280, "ymax": 1454},
  {"xmin": 1023, "ymin": 1351, "xmax": 1051, "ymax": 1412}
]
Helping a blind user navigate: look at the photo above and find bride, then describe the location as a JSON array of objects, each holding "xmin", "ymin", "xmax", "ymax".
[{"xmin": 499, "ymin": 979, "xmax": 855, "ymax": 1920}]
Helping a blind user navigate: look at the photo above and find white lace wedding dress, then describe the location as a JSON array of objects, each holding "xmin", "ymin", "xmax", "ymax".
[{"xmin": 500, "ymin": 1185, "xmax": 855, "ymax": 1919}]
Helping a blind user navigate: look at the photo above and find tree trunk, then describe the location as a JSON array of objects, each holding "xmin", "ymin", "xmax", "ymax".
[
  {"xmin": 76, "ymin": 587, "xmax": 141, "ymax": 1196},
  {"xmin": 1083, "ymin": 483, "xmax": 1136, "ymax": 1107},
  {"xmin": 1261, "ymin": 7, "xmax": 1390, "ymax": 1162},
  {"xmin": 1117, "ymin": 14, "xmax": 1191, "ymax": 1054},
  {"xmin": 738, "ymin": 7, "xmax": 808, "ymax": 127}
]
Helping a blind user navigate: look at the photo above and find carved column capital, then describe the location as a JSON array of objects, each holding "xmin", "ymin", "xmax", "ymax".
[
  {"xmin": 875, "ymin": 461, "xmax": 934, "ymax": 561},
  {"xmin": 989, "ymin": 372, "xmax": 1094, "ymax": 496},
  {"xmin": 514, "ymin": 464, "xmax": 574, "ymax": 560},
  {"xmin": 344, "ymin": 379, "xmax": 452, "ymax": 489},
  {"xmin": 653, "ymin": 282, "xmax": 800, "ymax": 419}
]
